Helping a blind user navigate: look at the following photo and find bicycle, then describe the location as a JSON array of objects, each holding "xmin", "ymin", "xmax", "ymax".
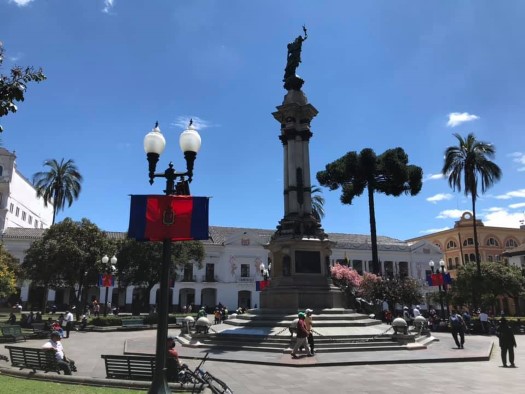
[{"xmin": 178, "ymin": 353, "xmax": 233, "ymax": 394}]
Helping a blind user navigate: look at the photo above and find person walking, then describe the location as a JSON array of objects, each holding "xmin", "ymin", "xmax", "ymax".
[
  {"xmin": 497, "ymin": 318, "xmax": 517, "ymax": 368},
  {"xmin": 305, "ymin": 308, "xmax": 315, "ymax": 355},
  {"xmin": 449, "ymin": 310, "xmax": 466, "ymax": 349},
  {"xmin": 41, "ymin": 331, "xmax": 77, "ymax": 375},
  {"xmin": 291, "ymin": 312, "xmax": 313, "ymax": 359},
  {"xmin": 64, "ymin": 310, "xmax": 74, "ymax": 338}
]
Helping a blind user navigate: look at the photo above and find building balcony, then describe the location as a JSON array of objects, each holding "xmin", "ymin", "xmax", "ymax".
[
  {"xmin": 179, "ymin": 275, "xmax": 196, "ymax": 282},
  {"xmin": 203, "ymin": 275, "xmax": 219, "ymax": 282}
]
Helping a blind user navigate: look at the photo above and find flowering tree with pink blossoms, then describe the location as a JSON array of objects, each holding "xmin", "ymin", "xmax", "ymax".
[{"xmin": 331, "ymin": 263, "xmax": 363, "ymax": 307}]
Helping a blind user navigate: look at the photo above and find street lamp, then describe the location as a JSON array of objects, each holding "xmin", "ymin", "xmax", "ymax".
[
  {"xmin": 429, "ymin": 259, "xmax": 449, "ymax": 320},
  {"xmin": 438, "ymin": 259, "xmax": 450, "ymax": 318},
  {"xmin": 144, "ymin": 120, "xmax": 202, "ymax": 394},
  {"xmin": 101, "ymin": 255, "xmax": 117, "ymax": 317}
]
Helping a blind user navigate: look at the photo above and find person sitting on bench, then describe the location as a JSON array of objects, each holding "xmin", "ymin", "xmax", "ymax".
[{"xmin": 42, "ymin": 331, "xmax": 77, "ymax": 375}]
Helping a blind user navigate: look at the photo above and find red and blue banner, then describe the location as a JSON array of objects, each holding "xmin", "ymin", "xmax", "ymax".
[
  {"xmin": 256, "ymin": 280, "xmax": 270, "ymax": 291},
  {"xmin": 426, "ymin": 273, "xmax": 452, "ymax": 286},
  {"xmin": 128, "ymin": 195, "xmax": 209, "ymax": 242},
  {"xmin": 98, "ymin": 274, "xmax": 114, "ymax": 288}
]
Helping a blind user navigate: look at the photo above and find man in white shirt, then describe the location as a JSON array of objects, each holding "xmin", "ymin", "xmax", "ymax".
[
  {"xmin": 413, "ymin": 306, "xmax": 421, "ymax": 318},
  {"xmin": 64, "ymin": 310, "xmax": 74, "ymax": 338},
  {"xmin": 479, "ymin": 311, "xmax": 489, "ymax": 334},
  {"xmin": 42, "ymin": 331, "xmax": 76, "ymax": 375}
]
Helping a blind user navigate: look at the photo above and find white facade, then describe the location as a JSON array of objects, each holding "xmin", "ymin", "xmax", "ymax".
[
  {"xmin": 1, "ymin": 226, "xmax": 443, "ymax": 311},
  {"xmin": 0, "ymin": 148, "xmax": 53, "ymax": 232}
]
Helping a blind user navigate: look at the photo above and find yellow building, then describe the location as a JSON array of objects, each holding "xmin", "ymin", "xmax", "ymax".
[{"xmin": 407, "ymin": 212, "xmax": 525, "ymax": 315}]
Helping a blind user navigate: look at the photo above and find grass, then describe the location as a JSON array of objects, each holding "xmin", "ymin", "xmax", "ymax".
[{"xmin": 0, "ymin": 375, "xmax": 142, "ymax": 393}]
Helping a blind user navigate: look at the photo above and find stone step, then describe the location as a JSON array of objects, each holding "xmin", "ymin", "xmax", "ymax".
[
  {"xmin": 223, "ymin": 318, "xmax": 381, "ymax": 327},
  {"xmin": 233, "ymin": 313, "xmax": 373, "ymax": 322}
]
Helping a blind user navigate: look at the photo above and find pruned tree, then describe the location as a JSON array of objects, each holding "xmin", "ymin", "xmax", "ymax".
[
  {"xmin": 0, "ymin": 42, "xmax": 46, "ymax": 132},
  {"xmin": 317, "ymin": 147, "xmax": 423, "ymax": 274}
]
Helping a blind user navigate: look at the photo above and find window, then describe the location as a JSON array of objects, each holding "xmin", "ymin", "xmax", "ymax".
[
  {"xmin": 486, "ymin": 237, "xmax": 499, "ymax": 246},
  {"xmin": 22, "ymin": 211, "xmax": 26, "ymax": 221},
  {"xmin": 455, "ymin": 257, "xmax": 459, "ymax": 268},
  {"xmin": 495, "ymin": 255, "xmax": 501, "ymax": 262},
  {"xmin": 505, "ymin": 239, "xmax": 518, "ymax": 248},
  {"xmin": 9, "ymin": 203, "xmax": 13, "ymax": 213},
  {"xmin": 15, "ymin": 207, "xmax": 19, "ymax": 217},
  {"xmin": 34, "ymin": 220, "xmax": 38, "ymax": 228},
  {"xmin": 464, "ymin": 254, "xmax": 470, "ymax": 263},
  {"xmin": 0, "ymin": 166, "xmax": 3, "ymax": 176},
  {"xmin": 447, "ymin": 258, "xmax": 453, "ymax": 270},
  {"xmin": 446, "ymin": 240, "xmax": 457, "ymax": 249},
  {"xmin": 183, "ymin": 264, "xmax": 194, "ymax": 281},
  {"xmin": 470, "ymin": 253, "xmax": 476, "ymax": 262},
  {"xmin": 488, "ymin": 255, "xmax": 493, "ymax": 262},
  {"xmin": 205, "ymin": 263, "xmax": 215, "ymax": 282},
  {"xmin": 28, "ymin": 215, "xmax": 32, "ymax": 225},
  {"xmin": 463, "ymin": 238, "xmax": 475, "ymax": 246},
  {"xmin": 241, "ymin": 264, "xmax": 250, "ymax": 278}
]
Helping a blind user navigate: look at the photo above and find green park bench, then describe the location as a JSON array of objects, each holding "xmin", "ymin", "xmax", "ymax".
[
  {"xmin": 120, "ymin": 318, "xmax": 146, "ymax": 330},
  {"xmin": 31, "ymin": 323, "xmax": 50, "ymax": 339},
  {"xmin": 1, "ymin": 325, "xmax": 27, "ymax": 342},
  {"xmin": 101, "ymin": 354, "xmax": 181, "ymax": 382},
  {"xmin": 5, "ymin": 345, "xmax": 60, "ymax": 374}
]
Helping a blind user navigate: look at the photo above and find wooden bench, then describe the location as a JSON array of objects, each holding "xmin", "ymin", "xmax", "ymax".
[
  {"xmin": 1, "ymin": 325, "xmax": 27, "ymax": 342},
  {"xmin": 101, "ymin": 354, "xmax": 180, "ymax": 382},
  {"xmin": 120, "ymin": 318, "xmax": 145, "ymax": 330},
  {"xmin": 31, "ymin": 323, "xmax": 49, "ymax": 339},
  {"xmin": 5, "ymin": 345, "xmax": 60, "ymax": 374}
]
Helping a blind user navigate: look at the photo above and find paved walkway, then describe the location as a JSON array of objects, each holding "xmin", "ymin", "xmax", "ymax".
[{"xmin": 1, "ymin": 328, "xmax": 523, "ymax": 393}]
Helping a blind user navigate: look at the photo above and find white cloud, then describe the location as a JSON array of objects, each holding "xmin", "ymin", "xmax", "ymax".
[
  {"xmin": 425, "ymin": 173, "xmax": 444, "ymax": 181},
  {"xmin": 482, "ymin": 209, "xmax": 524, "ymax": 228},
  {"xmin": 509, "ymin": 202, "xmax": 525, "ymax": 209},
  {"xmin": 9, "ymin": 0, "xmax": 34, "ymax": 6},
  {"xmin": 446, "ymin": 112, "xmax": 479, "ymax": 127},
  {"xmin": 508, "ymin": 152, "xmax": 525, "ymax": 172},
  {"xmin": 436, "ymin": 209, "xmax": 464, "ymax": 219},
  {"xmin": 420, "ymin": 227, "xmax": 450, "ymax": 234},
  {"xmin": 495, "ymin": 189, "xmax": 525, "ymax": 200},
  {"xmin": 171, "ymin": 116, "xmax": 214, "ymax": 131},
  {"xmin": 426, "ymin": 193, "xmax": 453, "ymax": 204},
  {"xmin": 102, "ymin": 0, "xmax": 114, "ymax": 13}
]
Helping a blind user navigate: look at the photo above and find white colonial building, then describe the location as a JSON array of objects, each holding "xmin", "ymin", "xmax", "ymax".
[
  {"xmin": 0, "ymin": 147, "xmax": 53, "ymax": 232},
  {"xmin": 1, "ymin": 225, "xmax": 443, "ymax": 313}
]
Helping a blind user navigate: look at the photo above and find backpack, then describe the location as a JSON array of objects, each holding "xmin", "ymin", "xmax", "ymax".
[{"xmin": 450, "ymin": 314, "xmax": 462, "ymax": 329}]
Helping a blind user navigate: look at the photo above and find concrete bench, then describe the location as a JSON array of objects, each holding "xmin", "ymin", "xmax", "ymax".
[
  {"xmin": 5, "ymin": 345, "xmax": 60, "ymax": 374},
  {"xmin": 1, "ymin": 325, "xmax": 27, "ymax": 342},
  {"xmin": 120, "ymin": 318, "xmax": 145, "ymax": 330}
]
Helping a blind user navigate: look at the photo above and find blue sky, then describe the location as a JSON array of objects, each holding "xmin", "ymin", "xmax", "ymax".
[{"xmin": 1, "ymin": 0, "xmax": 524, "ymax": 241}]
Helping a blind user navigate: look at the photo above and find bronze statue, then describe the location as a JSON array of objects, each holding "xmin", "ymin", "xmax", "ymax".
[{"xmin": 283, "ymin": 26, "xmax": 307, "ymax": 90}]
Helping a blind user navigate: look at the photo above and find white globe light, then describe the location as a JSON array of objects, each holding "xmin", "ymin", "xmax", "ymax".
[
  {"xmin": 144, "ymin": 124, "xmax": 166, "ymax": 155},
  {"xmin": 179, "ymin": 122, "xmax": 201, "ymax": 153}
]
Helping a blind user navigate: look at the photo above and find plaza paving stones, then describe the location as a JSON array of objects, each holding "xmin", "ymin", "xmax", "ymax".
[{"xmin": 1, "ymin": 327, "xmax": 524, "ymax": 393}]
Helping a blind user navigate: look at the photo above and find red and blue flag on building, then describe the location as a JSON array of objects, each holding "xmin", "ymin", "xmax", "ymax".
[
  {"xmin": 128, "ymin": 195, "xmax": 209, "ymax": 242},
  {"xmin": 256, "ymin": 280, "xmax": 270, "ymax": 291},
  {"xmin": 426, "ymin": 273, "xmax": 452, "ymax": 286}
]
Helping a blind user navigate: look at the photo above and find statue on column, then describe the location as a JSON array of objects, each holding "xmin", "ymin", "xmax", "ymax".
[{"xmin": 283, "ymin": 26, "xmax": 308, "ymax": 90}]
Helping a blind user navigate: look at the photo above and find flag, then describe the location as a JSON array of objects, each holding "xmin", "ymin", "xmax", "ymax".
[
  {"xmin": 431, "ymin": 273, "xmax": 443, "ymax": 286},
  {"xmin": 444, "ymin": 272, "xmax": 452, "ymax": 285},
  {"xmin": 426, "ymin": 274, "xmax": 433, "ymax": 286},
  {"xmin": 128, "ymin": 195, "xmax": 209, "ymax": 241},
  {"xmin": 256, "ymin": 280, "xmax": 270, "ymax": 291},
  {"xmin": 98, "ymin": 274, "xmax": 114, "ymax": 287}
]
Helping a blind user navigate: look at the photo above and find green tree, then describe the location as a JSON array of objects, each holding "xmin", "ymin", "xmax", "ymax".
[
  {"xmin": 311, "ymin": 185, "xmax": 325, "ymax": 222},
  {"xmin": 0, "ymin": 244, "xmax": 18, "ymax": 299},
  {"xmin": 21, "ymin": 218, "xmax": 114, "ymax": 312},
  {"xmin": 33, "ymin": 158, "xmax": 83, "ymax": 224},
  {"xmin": 0, "ymin": 42, "xmax": 46, "ymax": 133},
  {"xmin": 442, "ymin": 133, "xmax": 502, "ymax": 277},
  {"xmin": 317, "ymin": 147, "xmax": 423, "ymax": 274},
  {"xmin": 115, "ymin": 238, "xmax": 205, "ymax": 302},
  {"xmin": 451, "ymin": 261, "xmax": 524, "ymax": 313}
]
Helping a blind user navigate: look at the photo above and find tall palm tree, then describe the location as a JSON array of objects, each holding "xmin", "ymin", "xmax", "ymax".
[
  {"xmin": 311, "ymin": 185, "xmax": 325, "ymax": 222},
  {"xmin": 33, "ymin": 158, "xmax": 83, "ymax": 224},
  {"xmin": 317, "ymin": 147, "xmax": 423, "ymax": 275},
  {"xmin": 442, "ymin": 133, "xmax": 502, "ymax": 277}
]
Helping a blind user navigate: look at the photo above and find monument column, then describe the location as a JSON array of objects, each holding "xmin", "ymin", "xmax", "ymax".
[{"xmin": 260, "ymin": 28, "xmax": 345, "ymax": 310}]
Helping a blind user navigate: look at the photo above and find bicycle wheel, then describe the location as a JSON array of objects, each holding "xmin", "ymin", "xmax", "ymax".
[{"xmin": 202, "ymin": 371, "xmax": 234, "ymax": 394}]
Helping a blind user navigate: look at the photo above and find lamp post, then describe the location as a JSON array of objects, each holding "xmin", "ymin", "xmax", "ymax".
[
  {"xmin": 429, "ymin": 259, "xmax": 449, "ymax": 320},
  {"xmin": 143, "ymin": 120, "xmax": 202, "ymax": 394},
  {"xmin": 438, "ymin": 259, "xmax": 450, "ymax": 318},
  {"xmin": 101, "ymin": 255, "xmax": 117, "ymax": 317}
]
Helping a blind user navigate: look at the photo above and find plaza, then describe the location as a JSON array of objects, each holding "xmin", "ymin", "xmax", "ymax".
[{"xmin": 0, "ymin": 324, "xmax": 522, "ymax": 393}]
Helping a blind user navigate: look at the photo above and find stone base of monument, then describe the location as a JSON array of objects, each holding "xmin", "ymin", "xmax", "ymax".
[{"xmin": 177, "ymin": 309, "xmax": 436, "ymax": 353}]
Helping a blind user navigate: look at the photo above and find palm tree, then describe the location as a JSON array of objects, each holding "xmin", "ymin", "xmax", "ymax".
[
  {"xmin": 33, "ymin": 158, "xmax": 83, "ymax": 224},
  {"xmin": 317, "ymin": 147, "xmax": 423, "ymax": 274},
  {"xmin": 442, "ymin": 133, "xmax": 502, "ymax": 277},
  {"xmin": 311, "ymin": 185, "xmax": 325, "ymax": 222}
]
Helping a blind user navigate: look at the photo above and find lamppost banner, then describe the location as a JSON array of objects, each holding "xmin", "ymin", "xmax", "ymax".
[
  {"xmin": 426, "ymin": 273, "xmax": 452, "ymax": 286},
  {"xmin": 98, "ymin": 274, "xmax": 114, "ymax": 287},
  {"xmin": 128, "ymin": 195, "xmax": 209, "ymax": 241}
]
